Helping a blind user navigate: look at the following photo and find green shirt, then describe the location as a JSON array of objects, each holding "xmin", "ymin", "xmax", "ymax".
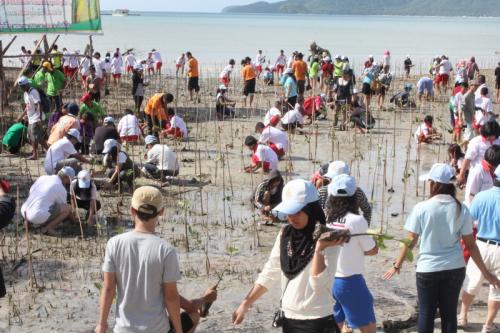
[
  {"xmin": 309, "ymin": 62, "xmax": 320, "ymax": 78},
  {"xmin": 2, "ymin": 123, "xmax": 27, "ymax": 148},
  {"xmin": 45, "ymin": 69, "xmax": 65, "ymax": 96},
  {"xmin": 31, "ymin": 71, "xmax": 45, "ymax": 90},
  {"xmin": 80, "ymin": 101, "xmax": 104, "ymax": 120}
]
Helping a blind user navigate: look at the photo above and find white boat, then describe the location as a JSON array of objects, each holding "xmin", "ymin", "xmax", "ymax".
[{"xmin": 112, "ymin": 9, "xmax": 130, "ymax": 16}]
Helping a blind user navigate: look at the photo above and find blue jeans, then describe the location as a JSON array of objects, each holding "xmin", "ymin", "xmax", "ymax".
[{"xmin": 416, "ymin": 267, "xmax": 465, "ymax": 333}]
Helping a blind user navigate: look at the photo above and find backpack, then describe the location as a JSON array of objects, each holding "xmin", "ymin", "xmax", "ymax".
[{"xmin": 29, "ymin": 87, "xmax": 51, "ymax": 114}]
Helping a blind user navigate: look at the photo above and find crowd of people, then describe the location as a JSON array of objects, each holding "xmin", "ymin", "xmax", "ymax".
[{"xmin": 1, "ymin": 42, "xmax": 500, "ymax": 333}]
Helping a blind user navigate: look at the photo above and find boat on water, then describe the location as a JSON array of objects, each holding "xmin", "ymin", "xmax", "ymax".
[{"xmin": 112, "ymin": 9, "xmax": 129, "ymax": 16}]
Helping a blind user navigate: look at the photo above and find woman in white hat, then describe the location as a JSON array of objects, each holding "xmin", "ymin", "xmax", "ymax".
[
  {"xmin": 325, "ymin": 174, "xmax": 378, "ymax": 333},
  {"xmin": 383, "ymin": 163, "xmax": 500, "ymax": 333},
  {"xmin": 233, "ymin": 179, "xmax": 346, "ymax": 332},
  {"xmin": 70, "ymin": 170, "xmax": 101, "ymax": 226},
  {"xmin": 102, "ymin": 139, "xmax": 137, "ymax": 191}
]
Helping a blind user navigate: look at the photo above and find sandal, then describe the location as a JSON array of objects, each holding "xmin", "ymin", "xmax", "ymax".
[{"xmin": 458, "ymin": 316, "xmax": 468, "ymax": 330}]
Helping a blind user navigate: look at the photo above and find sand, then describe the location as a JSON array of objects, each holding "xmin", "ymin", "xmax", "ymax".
[{"xmin": 0, "ymin": 67, "xmax": 498, "ymax": 332}]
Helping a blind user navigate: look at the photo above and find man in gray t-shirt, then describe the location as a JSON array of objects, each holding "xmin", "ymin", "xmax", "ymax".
[{"xmin": 96, "ymin": 186, "xmax": 183, "ymax": 333}]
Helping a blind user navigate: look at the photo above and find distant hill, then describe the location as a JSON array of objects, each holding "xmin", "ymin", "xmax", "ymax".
[{"xmin": 222, "ymin": 0, "xmax": 500, "ymax": 16}]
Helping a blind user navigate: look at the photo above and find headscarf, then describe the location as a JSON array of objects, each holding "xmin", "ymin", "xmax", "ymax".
[{"xmin": 280, "ymin": 201, "xmax": 325, "ymax": 280}]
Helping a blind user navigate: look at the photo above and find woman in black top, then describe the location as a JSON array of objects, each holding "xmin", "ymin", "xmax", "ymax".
[{"xmin": 132, "ymin": 65, "xmax": 147, "ymax": 115}]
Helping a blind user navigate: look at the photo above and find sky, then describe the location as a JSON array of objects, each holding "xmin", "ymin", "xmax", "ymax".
[{"xmin": 100, "ymin": 0, "xmax": 280, "ymax": 13}]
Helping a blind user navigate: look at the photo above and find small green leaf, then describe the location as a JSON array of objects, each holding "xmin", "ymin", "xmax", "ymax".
[
  {"xmin": 405, "ymin": 249, "xmax": 414, "ymax": 262},
  {"xmin": 94, "ymin": 282, "xmax": 102, "ymax": 291}
]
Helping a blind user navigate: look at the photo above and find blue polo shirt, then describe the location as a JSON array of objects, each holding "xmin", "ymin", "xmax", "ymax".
[
  {"xmin": 470, "ymin": 186, "xmax": 500, "ymax": 243},
  {"xmin": 405, "ymin": 194, "xmax": 473, "ymax": 273}
]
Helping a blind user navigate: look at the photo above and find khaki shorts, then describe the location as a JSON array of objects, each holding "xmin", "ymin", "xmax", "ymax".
[
  {"xmin": 28, "ymin": 122, "xmax": 46, "ymax": 143},
  {"xmin": 462, "ymin": 239, "xmax": 500, "ymax": 301}
]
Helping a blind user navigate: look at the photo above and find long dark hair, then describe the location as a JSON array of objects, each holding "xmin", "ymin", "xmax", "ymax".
[
  {"xmin": 429, "ymin": 181, "xmax": 461, "ymax": 214},
  {"xmin": 325, "ymin": 195, "xmax": 359, "ymax": 222}
]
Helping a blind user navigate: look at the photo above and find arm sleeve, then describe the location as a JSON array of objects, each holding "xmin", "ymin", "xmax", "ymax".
[
  {"xmin": 102, "ymin": 240, "xmax": 116, "ymax": 272},
  {"xmin": 255, "ymin": 233, "xmax": 282, "ymax": 290},
  {"xmin": 163, "ymin": 247, "xmax": 181, "ymax": 283},
  {"xmin": 404, "ymin": 205, "xmax": 421, "ymax": 235},
  {"xmin": 354, "ymin": 216, "xmax": 376, "ymax": 252},
  {"xmin": 309, "ymin": 246, "xmax": 339, "ymax": 290},
  {"xmin": 469, "ymin": 196, "xmax": 480, "ymax": 221},
  {"xmin": 356, "ymin": 188, "xmax": 372, "ymax": 224}
]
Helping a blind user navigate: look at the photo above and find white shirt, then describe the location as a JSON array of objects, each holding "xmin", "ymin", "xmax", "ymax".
[
  {"xmin": 475, "ymin": 96, "xmax": 493, "ymax": 114},
  {"xmin": 24, "ymin": 88, "xmax": 42, "ymax": 124},
  {"xmin": 276, "ymin": 54, "xmax": 287, "ymax": 66},
  {"xmin": 475, "ymin": 84, "xmax": 491, "ymax": 102},
  {"xmin": 152, "ymin": 51, "xmax": 162, "ymax": 63},
  {"xmin": 219, "ymin": 65, "xmax": 233, "ymax": 79},
  {"xmin": 62, "ymin": 50, "xmax": 70, "ymax": 66},
  {"xmin": 465, "ymin": 135, "xmax": 500, "ymax": 168},
  {"xmin": 118, "ymin": 114, "xmax": 142, "ymax": 137},
  {"xmin": 264, "ymin": 107, "xmax": 282, "ymax": 126},
  {"xmin": 382, "ymin": 54, "xmax": 391, "ymax": 67},
  {"xmin": 176, "ymin": 55, "xmax": 185, "ymax": 66},
  {"xmin": 80, "ymin": 58, "xmax": 91, "ymax": 76},
  {"xmin": 146, "ymin": 144, "xmax": 179, "ymax": 171},
  {"xmin": 170, "ymin": 115, "xmax": 188, "ymax": 138},
  {"xmin": 21, "ymin": 175, "xmax": 67, "ymax": 225},
  {"xmin": 70, "ymin": 179, "xmax": 98, "ymax": 201},
  {"xmin": 111, "ymin": 57, "xmax": 123, "ymax": 74},
  {"xmin": 254, "ymin": 144, "xmax": 278, "ymax": 170},
  {"xmin": 255, "ymin": 53, "xmax": 265, "ymax": 66},
  {"xmin": 125, "ymin": 55, "xmax": 136, "ymax": 67},
  {"xmin": 439, "ymin": 59, "xmax": 452, "ymax": 75},
  {"xmin": 454, "ymin": 92, "xmax": 465, "ymax": 115},
  {"xmin": 102, "ymin": 59, "xmax": 112, "ymax": 72},
  {"xmin": 92, "ymin": 58, "xmax": 103, "ymax": 78},
  {"xmin": 414, "ymin": 123, "xmax": 433, "ymax": 143},
  {"xmin": 281, "ymin": 109, "xmax": 304, "ymax": 125},
  {"xmin": 259, "ymin": 126, "xmax": 289, "ymax": 151},
  {"xmin": 327, "ymin": 212, "xmax": 376, "ymax": 277},
  {"xmin": 255, "ymin": 232, "xmax": 339, "ymax": 319},
  {"xmin": 464, "ymin": 163, "xmax": 493, "ymax": 207},
  {"xmin": 69, "ymin": 54, "xmax": 79, "ymax": 68},
  {"xmin": 44, "ymin": 136, "xmax": 77, "ymax": 175},
  {"xmin": 146, "ymin": 57, "xmax": 155, "ymax": 69}
]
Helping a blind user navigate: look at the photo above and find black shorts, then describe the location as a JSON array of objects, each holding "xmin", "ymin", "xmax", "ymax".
[
  {"xmin": 297, "ymin": 80, "xmax": 306, "ymax": 94},
  {"xmin": 0, "ymin": 197, "xmax": 15, "ymax": 229},
  {"xmin": 283, "ymin": 315, "xmax": 339, "ymax": 333},
  {"xmin": 168, "ymin": 312, "xmax": 194, "ymax": 333},
  {"xmin": 243, "ymin": 78, "xmax": 256, "ymax": 96},
  {"xmin": 496, "ymin": 80, "xmax": 500, "ymax": 90},
  {"xmin": 377, "ymin": 86, "xmax": 386, "ymax": 96},
  {"xmin": 188, "ymin": 77, "xmax": 199, "ymax": 92},
  {"xmin": 362, "ymin": 82, "xmax": 373, "ymax": 96}
]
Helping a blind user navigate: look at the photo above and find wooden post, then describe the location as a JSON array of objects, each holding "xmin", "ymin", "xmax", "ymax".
[
  {"xmin": 0, "ymin": 40, "xmax": 4, "ymax": 119},
  {"xmin": 89, "ymin": 35, "xmax": 93, "ymax": 56}
]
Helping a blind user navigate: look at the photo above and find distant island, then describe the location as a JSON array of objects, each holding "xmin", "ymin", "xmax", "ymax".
[{"xmin": 222, "ymin": 0, "xmax": 500, "ymax": 16}]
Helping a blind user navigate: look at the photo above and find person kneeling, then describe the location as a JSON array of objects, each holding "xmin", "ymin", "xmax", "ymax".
[
  {"xmin": 102, "ymin": 139, "xmax": 138, "ymax": 192},
  {"xmin": 162, "ymin": 108, "xmax": 188, "ymax": 140},
  {"xmin": 70, "ymin": 170, "xmax": 101, "ymax": 226},
  {"xmin": 142, "ymin": 135, "xmax": 179, "ymax": 180}
]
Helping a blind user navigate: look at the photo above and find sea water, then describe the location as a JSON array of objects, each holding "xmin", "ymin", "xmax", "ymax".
[{"xmin": 3, "ymin": 12, "xmax": 500, "ymax": 70}]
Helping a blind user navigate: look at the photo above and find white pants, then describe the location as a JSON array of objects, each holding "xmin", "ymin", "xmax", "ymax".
[{"xmin": 462, "ymin": 239, "xmax": 500, "ymax": 301}]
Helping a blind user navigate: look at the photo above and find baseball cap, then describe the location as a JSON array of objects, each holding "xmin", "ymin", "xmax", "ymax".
[
  {"xmin": 368, "ymin": 54, "xmax": 374, "ymax": 59},
  {"xmin": 131, "ymin": 186, "xmax": 163, "ymax": 215},
  {"xmin": 17, "ymin": 76, "xmax": 30, "ymax": 86},
  {"xmin": 419, "ymin": 163, "xmax": 455, "ymax": 184},
  {"xmin": 328, "ymin": 174, "xmax": 356, "ymax": 197},
  {"xmin": 67, "ymin": 128, "xmax": 81, "ymax": 142},
  {"xmin": 42, "ymin": 61, "xmax": 53, "ymax": 70},
  {"xmin": 145, "ymin": 135, "xmax": 158, "ymax": 145},
  {"xmin": 103, "ymin": 116, "xmax": 114, "ymax": 124},
  {"xmin": 77, "ymin": 170, "xmax": 91, "ymax": 189},
  {"xmin": 324, "ymin": 161, "xmax": 350, "ymax": 179},
  {"xmin": 80, "ymin": 93, "xmax": 92, "ymax": 103},
  {"xmin": 59, "ymin": 166, "xmax": 75, "ymax": 179},
  {"xmin": 495, "ymin": 165, "xmax": 500, "ymax": 181},
  {"xmin": 284, "ymin": 68, "xmax": 293, "ymax": 75},
  {"xmin": 102, "ymin": 138, "xmax": 118, "ymax": 154},
  {"xmin": 272, "ymin": 179, "xmax": 319, "ymax": 218}
]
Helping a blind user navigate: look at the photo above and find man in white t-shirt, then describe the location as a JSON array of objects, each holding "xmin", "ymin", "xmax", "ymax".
[
  {"xmin": 281, "ymin": 104, "xmax": 304, "ymax": 132},
  {"xmin": 457, "ymin": 121, "xmax": 500, "ymax": 186},
  {"xmin": 244, "ymin": 136, "xmax": 279, "ymax": 173},
  {"xmin": 152, "ymin": 49, "xmax": 162, "ymax": 74},
  {"xmin": 124, "ymin": 53, "xmax": 137, "ymax": 73},
  {"xmin": 162, "ymin": 109, "xmax": 188, "ymax": 139},
  {"xmin": 435, "ymin": 55, "xmax": 453, "ymax": 94},
  {"xmin": 219, "ymin": 59, "xmax": 235, "ymax": 87},
  {"xmin": 142, "ymin": 135, "xmax": 179, "ymax": 180},
  {"xmin": 117, "ymin": 110, "xmax": 142, "ymax": 143},
  {"xmin": 254, "ymin": 50, "xmax": 266, "ymax": 78},
  {"xmin": 96, "ymin": 186, "xmax": 183, "ymax": 333},
  {"xmin": 176, "ymin": 53, "xmax": 186, "ymax": 76},
  {"xmin": 263, "ymin": 100, "xmax": 283, "ymax": 127},
  {"xmin": 464, "ymin": 145, "xmax": 499, "ymax": 206},
  {"xmin": 92, "ymin": 52, "xmax": 104, "ymax": 79},
  {"xmin": 275, "ymin": 50, "xmax": 287, "ymax": 79},
  {"xmin": 21, "ymin": 166, "xmax": 75, "ymax": 236},
  {"xmin": 17, "ymin": 76, "xmax": 48, "ymax": 160},
  {"xmin": 44, "ymin": 129, "xmax": 89, "ymax": 175},
  {"xmin": 255, "ymin": 122, "xmax": 288, "ymax": 158}
]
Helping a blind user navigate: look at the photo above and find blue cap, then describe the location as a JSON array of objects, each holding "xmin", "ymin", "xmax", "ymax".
[
  {"xmin": 145, "ymin": 135, "xmax": 158, "ymax": 145},
  {"xmin": 59, "ymin": 166, "xmax": 75, "ymax": 179},
  {"xmin": 419, "ymin": 163, "xmax": 455, "ymax": 184},
  {"xmin": 272, "ymin": 179, "xmax": 318, "ymax": 219},
  {"xmin": 328, "ymin": 174, "xmax": 356, "ymax": 197},
  {"xmin": 18, "ymin": 76, "xmax": 30, "ymax": 86}
]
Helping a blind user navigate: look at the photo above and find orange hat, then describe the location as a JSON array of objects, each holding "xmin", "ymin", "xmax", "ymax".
[
  {"xmin": 42, "ymin": 61, "xmax": 53, "ymax": 70},
  {"xmin": 80, "ymin": 93, "xmax": 92, "ymax": 103}
]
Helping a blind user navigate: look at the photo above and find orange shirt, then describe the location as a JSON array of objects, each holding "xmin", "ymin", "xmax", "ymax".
[
  {"xmin": 292, "ymin": 60, "xmax": 308, "ymax": 81},
  {"xmin": 144, "ymin": 93, "xmax": 167, "ymax": 121},
  {"xmin": 188, "ymin": 57, "xmax": 199, "ymax": 78},
  {"xmin": 47, "ymin": 115, "xmax": 80, "ymax": 145},
  {"xmin": 242, "ymin": 64, "xmax": 256, "ymax": 81}
]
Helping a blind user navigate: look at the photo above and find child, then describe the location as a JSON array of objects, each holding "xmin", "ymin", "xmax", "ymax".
[
  {"xmin": 262, "ymin": 67, "xmax": 274, "ymax": 86},
  {"xmin": 162, "ymin": 108, "xmax": 188, "ymax": 139},
  {"xmin": 414, "ymin": 115, "xmax": 440, "ymax": 144},
  {"xmin": 118, "ymin": 109, "xmax": 142, "ymax": 143},
  {"xmin": 448, "ymin": 143, "xmax": 465, "ymax": 175}
]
